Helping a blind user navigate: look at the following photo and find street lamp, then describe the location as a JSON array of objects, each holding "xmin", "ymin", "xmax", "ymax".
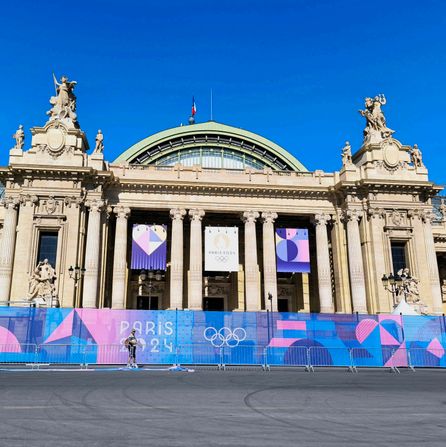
[
  {"xmin": 267, "ymin": 292, "xmax": 274, "ymax": 339},
  {"xmin": 68, "ymin": 265, "xmax": 85, "ymax": 287}
]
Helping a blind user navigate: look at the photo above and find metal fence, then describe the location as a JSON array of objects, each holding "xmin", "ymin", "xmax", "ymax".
[{"xmin": 0, "ymin": 344, "xmax": 444, "ymax": 371}]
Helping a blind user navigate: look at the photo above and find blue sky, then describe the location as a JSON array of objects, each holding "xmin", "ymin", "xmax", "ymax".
[{"xmin": 0, "ymin": 0, "xmax": 445, "ymax": 184}]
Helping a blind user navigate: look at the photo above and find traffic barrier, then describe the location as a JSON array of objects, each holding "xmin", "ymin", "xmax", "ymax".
[
  {"xmin": 265, "ymin": 346, "xmax": 308, "ymax": 368},
  {"xmin": 308, "ymin": 346, "xmax": 352, "ymax": 368},
  {"xmin": 350, "ymin": 347, "xmax": 402, "ymax": 371},
  {"xmin": 221, "ymin": 345, "xmax": 265, "ymax": 367},
  {"xmin": 408, "ymin": 348, "xmax": 445, "ymax": 368},
  {"xmin": 0, "ymin": 343, "xmax": 38, "ymax": 365},
  {"xmin": 1, "ymin": 343, "xmax": 446, "ymax": 370}
]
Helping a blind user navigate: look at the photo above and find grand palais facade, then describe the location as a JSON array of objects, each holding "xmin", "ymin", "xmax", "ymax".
[{"xmin": 0, "ymin": 77, "xmax": 445, "ymax": 315}]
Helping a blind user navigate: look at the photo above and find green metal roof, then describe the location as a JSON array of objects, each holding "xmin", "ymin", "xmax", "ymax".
[{"xmin": 114, "ymin": 121, "xmax": 307, "ymax": 172}]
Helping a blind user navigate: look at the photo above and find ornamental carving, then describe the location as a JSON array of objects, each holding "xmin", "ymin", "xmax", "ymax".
[
  {"xmin": 64, "ymin": 196, "xmax": 84, "ymax": 208},
  {"xmin": 44, "ymin": 195, "xmax": 59, "ymax": 214},
  {"xmin": 390, "ymin": 210, "xmax": 403, "ymax": 226}
]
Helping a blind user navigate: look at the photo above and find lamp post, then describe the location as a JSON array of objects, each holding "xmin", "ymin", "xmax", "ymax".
[
  {"xmin": 267, "ymin": 292, "xmax": 274, "ymax": 339},
  {"xmin": 381, "ymin": 271, "xmax": 412, "ymax": 307},
  {"xmin": 68, "ymin": 265, "xmax": 85, "ymax": 288}
]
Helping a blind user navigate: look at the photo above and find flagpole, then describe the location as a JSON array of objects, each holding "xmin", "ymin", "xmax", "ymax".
[{"xmin": 210, "ymin": 88, "xmax": 213, "ymax": 121}]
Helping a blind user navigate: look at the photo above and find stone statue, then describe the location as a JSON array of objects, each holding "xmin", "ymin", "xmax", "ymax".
[
  {"xmin": 28, "ymin": 259, "xmax": 57, "ymax": 304},
  {"xmin": 93, "ymin": 129, "xmax": 104, "ymax": 154},
  {"xmin": 12, "ymin": 125, "xmax": 24, "ymax": 150},
  {"xmin": 397, "ymin": 268, "xmax": 421, "ymax": 304},
  {"xmin": 47, "ymin": 75, "xmax": 78, "ymax": 125},
  {"xmin": 359, "ymin": 94, "xmax": 394, "ymax": 144},
  {"xmin": 341, "ymin": 141, "xmax": 352, "ymax": 166},
  {"xmin": 441, "ymin": 279, "xmax": 446, "ymax": 303},
  {"xmin": 410, "ymin": 144, "xmax": 423, "ymax": 167},
  {"xmin": 439, "ymin": 200, "xmax": 446, "ymax": 221}
]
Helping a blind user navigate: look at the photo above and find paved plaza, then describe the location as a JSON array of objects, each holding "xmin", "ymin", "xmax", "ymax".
[{"xmin": 0, "ymin": 368, "xmax": 444, "ymax": 446}]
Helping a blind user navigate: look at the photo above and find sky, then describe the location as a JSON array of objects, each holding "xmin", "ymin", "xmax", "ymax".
[{"xmin": 0, "ymin": 0, "xmax": 445, "ymax": 184}]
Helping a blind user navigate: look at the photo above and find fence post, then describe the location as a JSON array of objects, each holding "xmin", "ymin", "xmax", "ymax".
[
  {"xmin": 305, "ymin": 347, "xmax": 313, "ymax": 372},
  {"xmin": 263, "ymin": 347, "xmax": 270, "ymax": 371},
  {"xmin": 348, "ymin": 348, "xmax": 357, "ymax": 373},
  {"xmin": 219, "ymin": 347, "xmax": 224, "ymax": 370},
  {"xmin": 407, "ymin": 348, "xmax": 415, "ymax": 372}
]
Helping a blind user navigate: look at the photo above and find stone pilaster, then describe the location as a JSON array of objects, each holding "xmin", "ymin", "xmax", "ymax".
[
  {"xmin": 82, "ymin": 199, "xmax": 104, "ymax": 308},
  {"xmin": 0, "ymin": 197, "xmax": 19, "ymax": 302},
  {"xmin": 343, "ymin": 209, "xmax": 368, "ymax": 313},
  {"xmin": 242, "ymin": 210, "xmax": 260, "ymax": 311},
  {"xmin": 313, "ymin": 213, "xmax": 334, "ymax": 313},
  {"xmin": 261, "ymin": 211, "xmax": 278, "ymax": 312},
  {"xmin": 10, "ymin": 195, "xmax": 38, "ymax": 302},
  {"xmin": 422, "ymin": 211, "xmax": 443, "ymax": 314},
  {"xmin": 111, "ymin": 205, "xmax": 131, "ymax": 309},
  {"xmin": 366, "ymin": 208, "xmax": 389, "ymax": 313},
  {"xmin": 170, "ymin": 208, "xmax": 186, "ymax": 309},
  {"xmin": 188, "ymin": 208, "xmax": 205, "ymax": 310}
]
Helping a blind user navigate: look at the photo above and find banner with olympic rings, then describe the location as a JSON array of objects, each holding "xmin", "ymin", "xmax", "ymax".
[
  {"xmin": 204, "ymin": 226, "xmax": 239, "ymax": 272},
  {"xmin": 0, "ymin": 308, "xmax": 445, "ymax": 367}
]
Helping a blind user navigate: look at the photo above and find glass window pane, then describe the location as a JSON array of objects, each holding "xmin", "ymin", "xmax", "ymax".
[{"xmin": 37, "ymin": 232, "xmax": 58, "ymax": 268}]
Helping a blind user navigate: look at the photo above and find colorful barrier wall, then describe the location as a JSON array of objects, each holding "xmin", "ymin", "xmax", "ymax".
[{"xmin": 0, "ymin": 307, "xmax": 445, "ymax": 367}]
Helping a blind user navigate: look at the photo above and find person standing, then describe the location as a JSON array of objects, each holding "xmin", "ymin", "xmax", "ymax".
[{"xmin": 124, "ymin": 329, "xmax": 139, "ymax": 368}]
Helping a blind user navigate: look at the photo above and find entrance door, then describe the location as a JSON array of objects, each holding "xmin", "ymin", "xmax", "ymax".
[
  {"xmin": 137, "ymin": 295, "xmax": 159, "ymax": 310},
  {"xmin": 203, "ymin": 297, "xmax": 225, "ymax": 311},
  {"xmin": 278, "ymin": 298, "xmax": 289, "ymax": 313}
]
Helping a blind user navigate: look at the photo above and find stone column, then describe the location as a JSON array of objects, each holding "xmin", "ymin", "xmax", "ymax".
[
  {"xmin": 83, "ymin": 199, "xmax": 104, "ymax": 308},
  {"xmin": 243, "ymin": 210, "xmax": 260, "ymax": 311},
  {"xmin": 261, "ymin": 211, "xmax": 278, "ymax": 311},
  {"xmin": 0, "ymin": 197, "xmax": 19, "ymax": 302},
  {"xmin": 422, "ymin": 211, "xmax": 443, "ymax": 314},
  {"xmin": 188, "ymin": 209, "xmax": 205, "ymax": 310},
  {"xmin": 343, "ymin": 209, "xmax": 368, "ymax": 313},
  {"xmin": 111, "ymin": 206, "xmax": 131, "ymax": 309},
  {"xmin": 313, "ymin": 213, "xmax": 334, "ymax": 313},
  {"xmin": 170, "ymin": 208, "xmax": 186, "ymax": 309}
]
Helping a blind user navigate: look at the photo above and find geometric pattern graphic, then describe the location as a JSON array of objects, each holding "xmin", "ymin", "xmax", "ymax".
[
  {"xmin": 275, "ymin": 228, "xmax": 310, "ymax": 272},
  {"xmin": 131, "ymin": 224, "xmax": 167, "ymax": 270},
  {"xmin": 0, "ymin": 308, "xmax": 445, "ymax": 367}
]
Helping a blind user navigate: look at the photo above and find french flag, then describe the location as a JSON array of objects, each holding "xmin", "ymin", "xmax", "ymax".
[{"xmin": 191, "ymin": 97, "xmax": 197, "ymax": 116}]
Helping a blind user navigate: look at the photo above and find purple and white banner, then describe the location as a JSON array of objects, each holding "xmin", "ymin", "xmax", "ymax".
[
  {"xmin": 131, "ymin": 224, "xmax": 167, "ymax": 270},
  {"xmin": 275, "ymin": 228, "xmax": 310, "ymax": 273}
]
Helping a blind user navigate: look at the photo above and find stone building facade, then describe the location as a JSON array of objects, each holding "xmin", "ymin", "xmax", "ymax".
[{"xmin": 0, "ymin": 79, "xmax": 445, "ymax": 314}]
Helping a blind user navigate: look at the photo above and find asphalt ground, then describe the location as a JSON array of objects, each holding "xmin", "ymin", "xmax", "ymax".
[{"xmin": 0, "ymin": 368, "xmax": 445, "ymax": 447}]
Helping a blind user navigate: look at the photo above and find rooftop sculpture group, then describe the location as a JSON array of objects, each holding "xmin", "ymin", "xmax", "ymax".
[
  {"xmin": 359, "ymin": 94, "xmax": 394, "ymax": 144},
  {"xmin": 47, "ymin": 75, "xmax": 78, "ymax": 127}
]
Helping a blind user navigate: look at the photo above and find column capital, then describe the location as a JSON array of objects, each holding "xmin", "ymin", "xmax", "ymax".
[
  {"xmin": 367, "ymin": 207, "xmax": 385, "ymax": 219},
  {"xmin": 64, "ymin": 195, "xmax": 84, "ymax": 209},
  {"xmin": 85, "ymin": 198, "xmax": 105, "ymax": 212},
  {"xmin": 407, "ymin": 208, "xmax": 423, "ymax": 221},
  {"xmin": 0, "ymin": 196, "xmax": 20, "ymax": 210},
  {"xmin": 188, "ymin": 208, "xmax": 205, "ymax": 221},
  {"xmin": 312, "ymin": 213, "xmax": 331, "ymax": 226},
  {"xmin": 170, "ymin": 208, "xmax": 186, "ymax": 221},
  {"xmin": 261, "ymin": 211, "xmax": 278, "ymax": 224},
  {"xmin": 422, "ymin": 210, "xmax": 436, "ymax": 224},
  {"xmin": 342, "ymin": 209, "xmax": 362, "ymax": 223},
  {"xmin": 242, "ymin": 210, "xmax": 260, "ymax": 223},
  {"xmin": 19, "ymin": 194, "xmax": 38, "ymax": 207},
  {"xmin": 113, "ymin": 205, "xmax": 131, "ymax": 219}
]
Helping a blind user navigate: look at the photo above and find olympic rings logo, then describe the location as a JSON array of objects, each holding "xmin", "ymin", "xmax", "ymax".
[{"xmin": 203, "ymin": 327, "xmax": 247, "ymax": 348}]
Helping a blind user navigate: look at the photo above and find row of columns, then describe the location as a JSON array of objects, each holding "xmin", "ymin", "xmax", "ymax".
[{"xmin": 0, "ymin": 195, "xmax": 441, "ymax": 314}]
